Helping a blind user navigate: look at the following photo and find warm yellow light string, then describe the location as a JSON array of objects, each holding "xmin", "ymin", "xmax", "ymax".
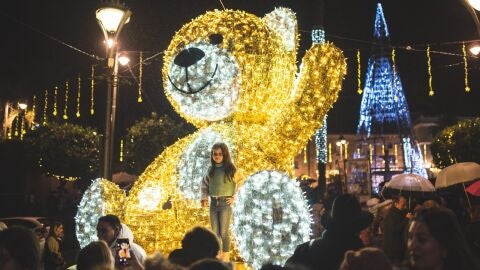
[
  {"xmin": 382, "ymin": 144, "xmax": 385, "ymax": 164},
  {"xmin": 120, "ymin": 139, "xmax": 124, "ymax": 162},
  {"xmin": 32, "ymin": 95, "xmax": 36, "ymax": 123},
  {"xmin": 427, "ymin": 45, "xmax": 434, "ymax": 96},
  {"xmin": 357, "ymin": 49, "xmax": 362, "ymax": 94},
  {"xmin": 391, "ymin": 49, "xmax": 396, "ymax": 77},
  {"xmin": 328, "ymin": 143, "xmax": 332, "ymax": 163},
  {"xmin": 344, "ymin": 143, "xmax": 348, "ymax": 159},
  {"xmin": 43, "ymin": 89, "xmax": 48, "ymax": 124},
  {"xmin": 391, "ymin": 49, "xmax": 399, "ymax": 102},
  {"xmin": 14, "ymin": 116, "xmax": 19, "ymax": 137},
  {"xmin": 303, "ymin": 146, "xmax": 307, "ymax": 163},
  {"xmin": 462, "ymin": 43, "xmax": 471, "ymax": 93},
  {"xmin": 423, "ymin": 144, "xmax": 428, "ymax": 164},
  {"xmin": 369, "ymin": 144, "xmax": 373, "ymax": 163},
  {"xmin": 63, "ymin": 81, "xmax": 69, "ymax": 120},
  {"xmin": 90, "ymin": 65, "xmax": 95, "ymax": 115},
  {"xmin": 138, "ymin": 52, "xmax": 143, "ymax": 103},
  {"xmin": 53, "ymin": 86, "xmax": 58, "ymax": 116},
  {"xmin": 76, "ymin": 74, "xmax": 81, "ymax": 118},
  {"xmin": 20, "ymin": 112, "xmax": 25, "ymax": 140},
  {"xmin": 7, "ymin": 127, "xmax": 11, "ymax": 140},
  {"xmin": 356, "ymin": 147, "xmax": 360, "ymax": 157},
  {"xmin": 394, "ymin": 144, "xmax": 398, "ymax": 164}
]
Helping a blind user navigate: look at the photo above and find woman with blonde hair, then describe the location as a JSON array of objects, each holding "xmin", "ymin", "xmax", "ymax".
[{"xmin": 76, "ymin": 241, "xmax": 114, "ymax": 270}]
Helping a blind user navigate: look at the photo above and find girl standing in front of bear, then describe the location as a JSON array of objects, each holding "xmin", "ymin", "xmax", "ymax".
[{"xmin": 201, "ymin": 142, "xmax": 237, "ymax": 262}]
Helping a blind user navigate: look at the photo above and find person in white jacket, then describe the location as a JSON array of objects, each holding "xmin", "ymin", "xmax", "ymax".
[{"xmin": 96, "ymin": 215, "xmax": 146, "ymax": 268}]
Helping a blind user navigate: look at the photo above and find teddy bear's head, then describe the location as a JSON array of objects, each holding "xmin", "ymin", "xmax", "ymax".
[{"xmin": 163, "ymin": 8, "xmax": 300, "ymax": 126}]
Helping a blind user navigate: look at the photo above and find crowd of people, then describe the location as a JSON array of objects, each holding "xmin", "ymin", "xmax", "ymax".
[{"xmin": 0, "ymin": 192, "xmax": 478, "ymax": 270}]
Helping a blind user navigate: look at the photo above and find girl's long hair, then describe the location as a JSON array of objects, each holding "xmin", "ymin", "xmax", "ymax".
[
  {"xmin": 207, "ymin": 142, "xmax": 236, "ymax": 180},
  {"xmin": 412, "ymin": 208, "xmax": 480, "ymax": 270}
]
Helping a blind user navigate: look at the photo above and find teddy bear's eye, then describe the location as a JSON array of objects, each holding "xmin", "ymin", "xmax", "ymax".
[{"xmin": 209, "ymin": 34, "xmax": 223, "ymax": 45}]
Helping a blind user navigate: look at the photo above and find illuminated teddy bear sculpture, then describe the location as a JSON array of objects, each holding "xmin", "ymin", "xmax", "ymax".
[{"xmin": 76, "ymin": 7, "xmax": 346, "ymax": 259}]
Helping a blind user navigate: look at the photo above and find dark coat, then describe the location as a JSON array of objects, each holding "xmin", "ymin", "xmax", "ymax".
[
  {"xmin": 381, "ymin": 206, "xmax": 409, "ymax": 263},
  {"xmin": 285, "ymin": 228, "xmax": 364, "ymax": 270}
]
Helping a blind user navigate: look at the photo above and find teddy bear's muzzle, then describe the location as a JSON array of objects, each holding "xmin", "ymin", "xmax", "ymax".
[{"xmin": 174, "ymin": 47, "xmax": 205, "ymax": 68}]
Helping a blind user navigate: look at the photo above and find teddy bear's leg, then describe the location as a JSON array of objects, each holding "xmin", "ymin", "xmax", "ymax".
[
  {"xmin": 231, "ymin": 170, "xmax": 312, "ymax": 269},
  {"xmin": 75, "ymin": 178, "xmax": 126, "ymax": 248}
]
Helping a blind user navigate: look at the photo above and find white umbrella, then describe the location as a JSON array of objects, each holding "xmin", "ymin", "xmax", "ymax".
[
  {"xmin": 435, "ymin": 162, "xmax": 480, "ymax": 189},
  {"xmin": 385, "ymin": 173, "xmax": 435, "ymax": 192},
  {"xmin": 435, "ymin": 162, "xmax": 480, "ymax": 209},
  {"xmin": 383, "ymin": 173, "xmax": 435, "ymax": 210}
]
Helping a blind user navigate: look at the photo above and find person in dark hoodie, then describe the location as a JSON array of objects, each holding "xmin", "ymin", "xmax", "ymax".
[
  {"xmin": 285, "ymin": 193, "xmax": 374, "ymax": 270},
  {"xmin": 169, "ymin": 226, "xmax": 220, "ymax": 267}
]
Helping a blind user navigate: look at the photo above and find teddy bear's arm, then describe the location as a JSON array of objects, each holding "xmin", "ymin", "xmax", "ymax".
[{"xmin": 259, "ymin": 43, "xmax": 346, "ymax": 162}]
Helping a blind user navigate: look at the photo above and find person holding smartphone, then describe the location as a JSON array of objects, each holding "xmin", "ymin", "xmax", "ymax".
[
  {"xmin": 200, "ymin": 142, "xmax": 240, "ymax": 262},
  {"xmin": 44, "ymin": 221, "xmax": 65, "ymax": 270},
  {"xmin": 96, "ymin": 215, "xmax": 146, "ymax": 268}
]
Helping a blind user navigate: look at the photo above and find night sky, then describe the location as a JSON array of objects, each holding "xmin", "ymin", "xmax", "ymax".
[{"xmin": 1, "ymin": 0, "xmax": 479, "ymax": 135}]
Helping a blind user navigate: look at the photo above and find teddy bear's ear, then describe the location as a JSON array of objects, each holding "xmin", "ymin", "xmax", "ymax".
[{"xmin": 263, "ymin": 7, "xmax": 298, "ymax": 51}]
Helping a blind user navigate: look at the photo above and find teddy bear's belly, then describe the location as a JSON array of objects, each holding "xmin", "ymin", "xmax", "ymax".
[
  {"xmin": 124, "ymin": 127, "xmax": 233, "ymax": 254},
  {"xmin": 176, "ymin": 128, "xmax": 234, "ymax": 200}
]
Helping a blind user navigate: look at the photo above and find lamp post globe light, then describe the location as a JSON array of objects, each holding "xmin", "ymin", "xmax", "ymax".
[
  {"xmin": 96, "ymin": 0, "xmax": 131, "ymax": 180},
  {"xmin": 464, "ymin": 0, "xmax": 480, "ymax": 55}
]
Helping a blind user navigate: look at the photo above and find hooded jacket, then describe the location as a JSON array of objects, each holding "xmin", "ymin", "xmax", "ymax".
[{"xmin": 110, "ymin": 223, "xmax": 147, "ymax": 264}]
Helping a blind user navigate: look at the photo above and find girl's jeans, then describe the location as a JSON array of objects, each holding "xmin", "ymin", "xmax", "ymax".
[{"xmin": 210, "ymin": 196, "xmax": 232, "ymax": 252}]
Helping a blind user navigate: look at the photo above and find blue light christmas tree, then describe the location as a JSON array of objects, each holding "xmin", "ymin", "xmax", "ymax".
[{"xmin": 357, "ymin": 3, "xmax": 427, "ymax": 178}]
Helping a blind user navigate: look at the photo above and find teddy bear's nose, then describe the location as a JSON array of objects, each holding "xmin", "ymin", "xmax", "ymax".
[{"xmin": 174, "ymin": 47, "xmax": 205, "ymax": 68}]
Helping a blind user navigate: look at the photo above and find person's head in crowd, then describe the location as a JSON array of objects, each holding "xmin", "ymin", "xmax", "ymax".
[
  {"xmin": 97, "ymin": 215, "xmax": 122, "ymax": 246},
  {"xmin": 422, "ymin": 199, "xmax": 439, "ymax": 209},
  {"xmin": 408, "ymin": 207, "xmax": 479, "ymax": 270},
  {"xmin": 0, "ymin": 226, "xmax": 41, "ymax": 270},
  {"xmin": 144, "ymin": 252, "xmax": 185, "ymax": 270},
  {"xmin": 169, "ymin": 226, "xmax": 220, "ymax": 267},
  {"xmin": 189, "ymin": 258, "xmax": 232, "ymax": 270},
  {"xmin": 470, "ymin": 204, "xmax": 480, "ymax": 222},
  {"xmin": 0, "ymin": 222, "xmax": 7, "ymax": 231},
  {"xmin": 34, "ymin": 226, "xmax": 48, "ymax": 240},
  {"xmin": 321, "ymin": 193, "xmax": 374, "ymax": 233},
  {"xmin": 181, "ymin": 226, "xmax": 219, "ymax": 258},
  {"xmin": 339, "ymin": 247, "xmax": 392, "ymax": 270},
  {"xmin": 48, "ymin": 220, "xmax": 64, "ymax": 240},
  {"xmin": 76, "ymin": 240, "xmax": 114, "ymax": 270},
  {"xmin": 359, "ymin": 226, "xmax": 372, "ymax": 246},
  {"xmin": 393, "ymin": 195, "xmax": 407, "ymax": 211}
]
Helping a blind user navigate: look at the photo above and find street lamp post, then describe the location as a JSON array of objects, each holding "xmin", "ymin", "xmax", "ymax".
[{"xmin": 96, "ymin": 1, "xmax": 131, "ymax": 180}]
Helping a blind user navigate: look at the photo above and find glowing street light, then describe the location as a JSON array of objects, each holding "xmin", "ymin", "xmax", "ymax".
[
  {"xmin": 468, "ymin": 43, "xmax": 480, "ymax": 56},
  {"xmin": 96, "ymin": 0, "xmax": 132, "ymax": 180},
  {"xmin": 467, "ymin": 0, "xmax": 480, "ymax": 11},
  {"xmin": 464, "ymin": 0, "xmax": 480, "ymax": 56},
  {"xmin": 118, "ymin": 55, "xmax": 130, "ymax": 66},
  {"xmin": 18, "ymin": 103, "xmax": 27, "ymax": 110}
]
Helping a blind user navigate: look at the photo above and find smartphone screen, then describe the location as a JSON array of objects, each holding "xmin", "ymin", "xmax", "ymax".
[{"xmin": 116, "ymin": 238, "xmax": 131, "ymax": 265}]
